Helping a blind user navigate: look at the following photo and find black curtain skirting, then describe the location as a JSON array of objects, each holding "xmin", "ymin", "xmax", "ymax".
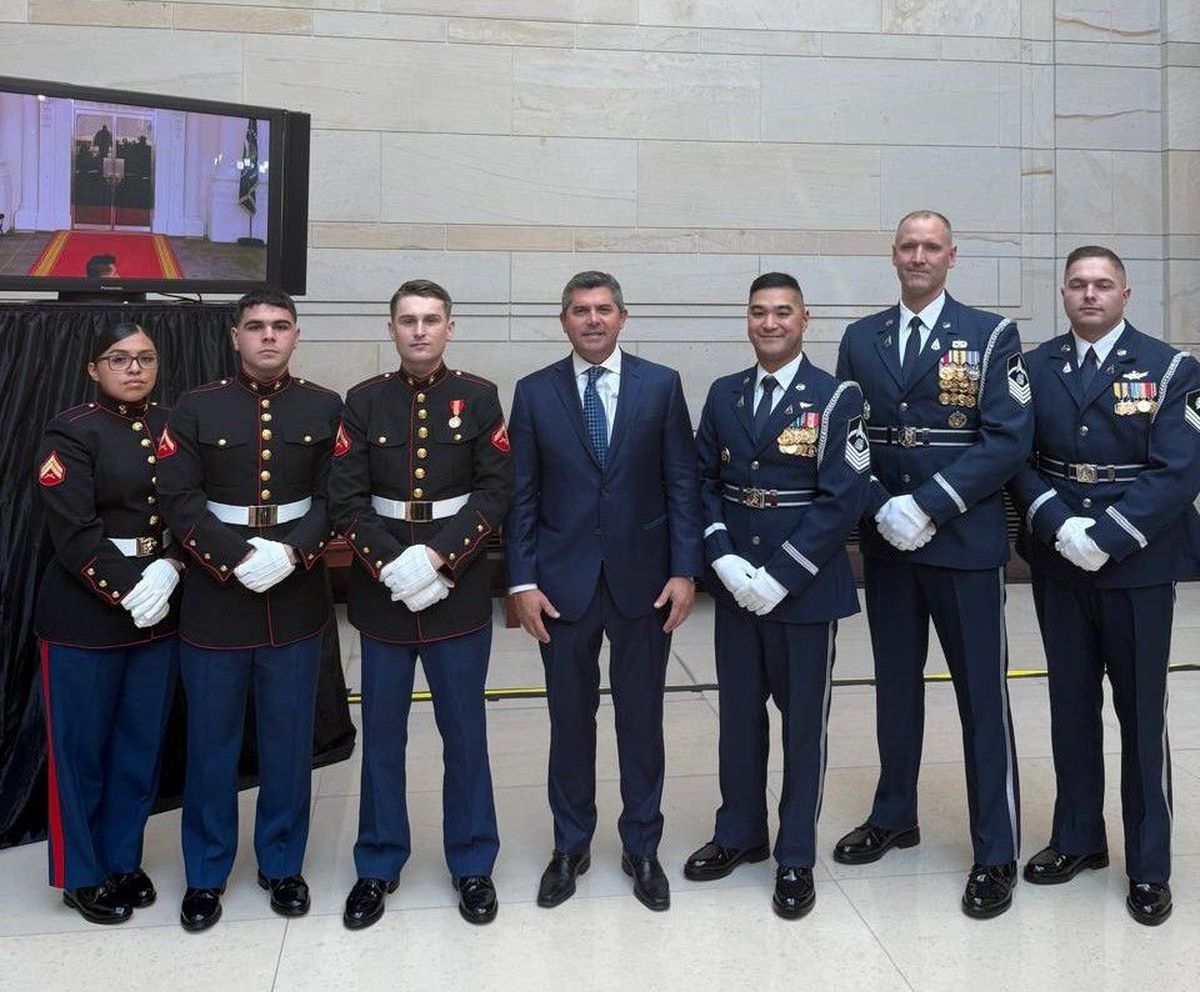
[{"xmin": 0, "ymin": 302, "xmax": 356, "ymax": 850}]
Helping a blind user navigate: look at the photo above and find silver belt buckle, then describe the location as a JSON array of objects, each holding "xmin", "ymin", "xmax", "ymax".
[
  {"xmin": 742, "ymin": 488, "xmax": 766, "ymax": 509},
  {"xmin": 135, "ymin": 536, "xmax": 158, "ymax": 557},
  {"xmin": 1074, "ymin": 464, "xmax": 1098, "ymax": 484},
  {"xmin": 248, "ymin": 504, "xmax": 278, "ymax": 527},
  {"xmin": 898, "ymin": 427, "xmax": 921, "ymax": 448},
  {"xmin": 407, "ymin": 500, "xmax": 433, "ymax": 522}
]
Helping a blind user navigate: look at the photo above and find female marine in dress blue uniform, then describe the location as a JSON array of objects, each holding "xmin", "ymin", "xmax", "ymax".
[{"xmin": 34, "ymin": 323, "xmax": 182, "ymax": 924}]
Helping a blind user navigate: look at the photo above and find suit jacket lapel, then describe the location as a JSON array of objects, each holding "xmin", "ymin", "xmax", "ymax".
[
  {"xmin": 1049, "ymin": 335, "xmax": 1083, "ymax": 407},
  {"xmin": 874, "ymin": 308, "xmax": 904, "ymax": 391},
  {"xmin": 754, "ymin": 356, "xmax": 815, "ymax": 457},
  {"xmin": 1080, "ymin": 325, "xmax": 1137, "ymax": 411},
  {"xmin": 731, "ymin": 366, "xmax": 756, "ymax": 442},
  {"xmin": 550, "ymin": 356, "xmax": 600, "ymax": 469},
  {"xmin": 907, "ymin": 300, "xmax": 955, "ymax": 392},
  {"xmin": 605, "ymin": 354, "xmax": 642, "ymax": 468}
]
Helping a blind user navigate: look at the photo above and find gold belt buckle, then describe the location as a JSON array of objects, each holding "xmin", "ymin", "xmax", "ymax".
[
  {"xmin": 135, "ymin": 536, "xmax": 158, "ymax": 556},
  {"xmin": 248, "ymin": 504, "xmax": 279, "ymax": 527},
  {"xmin": 1074, "ymin": 464, "xmax": 1098, "ymax": 484},
  {"xmin": 407, "ymin": 500, "xmax": 433, "ymax": 522}
]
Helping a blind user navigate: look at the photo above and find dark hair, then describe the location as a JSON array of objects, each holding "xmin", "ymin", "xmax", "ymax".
[
  {"xmin": 390, "ymin": 279, "xmax": 452, "ymax": 320},
  {"xmin": 85, "ymin": 254, "xmax": 117, "ymax": 278},
  {"xmin": 233, "ymin": 289, "xmax": 298, "ymax": 325},
  {"xmin": 749, "ymin": 271, "xmax": 804, "ymax": 303},
  {"xmin": 1064, "ymin": 245, "xmax": 1126, "ymax": 280},
  {"xmin": 89, "ymin": 321, "xmax": 153, "ymax": 363},
  {"xmin": 895, "ymin": 210, "xmax": 953, "ymax": 240},
  {"xmin": 561, "ymin": 271, "xmax": 625, "ymax": 311}
]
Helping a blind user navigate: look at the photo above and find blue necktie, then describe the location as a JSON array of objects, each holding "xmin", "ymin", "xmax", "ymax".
[
  {"xmin": 1079, "ymin": 346, "xmax": 1098, "ymax": 391},
  {"xmin": 901, "ymin": 315, "xmax": 922, "ymax": 385},
  {"xmin": 754, "ymin": 375, "xmax": 778, "ymax": 440},
  {"xmin": 583, "ymin": 365, "xmax": 609, "ymax": 469}
]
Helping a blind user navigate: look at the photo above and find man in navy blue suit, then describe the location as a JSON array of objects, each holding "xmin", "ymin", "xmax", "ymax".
[
  {"xmin": 834, "ymin": 211, "xmax": 1034, "ymax": 918},
  {"xmin": 684, "ymin": 272, "xmax": 869, "ymax": 919},
  {"xmin": 1009, "ymin": 246, "xmax": 1200, "ymax": 926},
  {"xmin": 505, "ymin": 270, "xmax": 703, "ymax": 912}
]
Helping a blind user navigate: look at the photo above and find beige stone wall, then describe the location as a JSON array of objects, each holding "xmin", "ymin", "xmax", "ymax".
[{"xmin": 2, "ymin": 0, "xmax": 1196, "ymax": 414}]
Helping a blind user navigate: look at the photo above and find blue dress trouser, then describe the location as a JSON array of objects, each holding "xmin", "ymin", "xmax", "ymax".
[
  {"xmin": 39, "ymin": 637, "xmax": 178, "ymax": 889},
  {"xmin": 712, "ymin": 604, "xmax": 836, "ymax": 868},
  {"xmin": 864, "ymin": 559, "xmax": 1021, "ymax": 866},
  {"xmin": 539, "ymin": 578, "xmax": 671, "ymax": 858},
  {"xmin": 1032, "ymin": 573, "xmax": 1174, "ymax": 883},
  {"xmin": 353, "ymin": 625, "xmax": 499, "ymax": 881},
  {"xmin": 179, "ymin": 632, "xmax": 321, "ymax": 887}
]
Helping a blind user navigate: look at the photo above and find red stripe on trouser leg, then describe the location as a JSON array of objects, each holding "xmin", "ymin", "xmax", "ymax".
[{"xmin": 39, "ymin": 641, "xmax": 67, "ymax": 888}]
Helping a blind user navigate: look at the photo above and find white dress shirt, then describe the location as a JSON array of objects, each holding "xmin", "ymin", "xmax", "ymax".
[
  {"xmin": 1072, "ymin": 319, "xmax": 1125, "ymax": 368},
  {"xmin": 752, "ymin": 352, "xmax": 804, "ymax": 415},
  {"xmin": 573, "ymin": 347, "xmax": 622, "ymax": 443},
  {"xmin": 897, "ymin": 291, "xmax": 946, "ymax": 361}
]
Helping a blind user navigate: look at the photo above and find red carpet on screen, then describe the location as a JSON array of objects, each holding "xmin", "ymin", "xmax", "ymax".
[{"xmin": 28, "ymin": 231, "xmax": 182, "ymax": 279}]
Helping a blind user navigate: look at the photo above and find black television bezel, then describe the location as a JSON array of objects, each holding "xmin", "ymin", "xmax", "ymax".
[{"xmin": 0, "ymin": 75, "xmax": 309, "ymax": 296}]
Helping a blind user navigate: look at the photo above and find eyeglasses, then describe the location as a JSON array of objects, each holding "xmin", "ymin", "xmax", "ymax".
[{"xmin": 97, "ymin": 352, "xmax": 158, "ymax": 371}]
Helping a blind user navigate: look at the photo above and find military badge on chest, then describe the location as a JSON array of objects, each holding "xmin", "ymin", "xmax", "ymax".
[
  {"xmin": 938, "ymin": 346, "xmax": 981, "ymax": 409},
  {"xmin": 777, "ymin": 411, "xmax": 819, "ymax": 457},
  {"xmin": 1112, "ymin": 380, "xmax": 1157, "ymax": 416}
]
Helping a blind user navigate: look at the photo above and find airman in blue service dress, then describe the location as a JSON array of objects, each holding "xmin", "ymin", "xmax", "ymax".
[
  {"xmin": 1010, "ymin": 304, "xmax": 1200, "ymax": 925},
  {"xmin": 330, "ymin": 363, "xmax": 512, "ymax": 928},
  {"xmin": 35, "ymin": 392, "xmax": 180, "ymax": 924},
  {"xmin": 157, "ymin": 365, "xmax": 342, "ymax": 928},
  {"xmin": 835, "ymin": 291, "xmax": 1033, "ymax": 916},
  {"xmin": 688, "ymin": 350, "xmax": 869, "ymax": 919}
]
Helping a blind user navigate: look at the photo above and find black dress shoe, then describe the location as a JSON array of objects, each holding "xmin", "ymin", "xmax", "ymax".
[
  {"xmin": 62, "ymin": 881, "xmax": 133, "ymax": 925},
  {"xmin": 1127, "ymin": 881, "xmax": 1172, "ymax": 926},
  {"xmin": 109, "ymin": 868, "xmax": 156, "ymax": 908},
  {"xmin": 1022, "ymin": 845, "xmax": 1108, "ymax": 885},
  {"xmin": 962, "ymin": 861, "xmax": 1017, "ymax": 919},
  {"xmin": 832, "ymin": 822, "xmax": 920, "ymax": 865},
  {"xmin": 180, "ymin": 886, "xmax": 224, "ymax": 932},
  {"xmin": 454, "ymin": 875, "xmax": 498, "ymax": 925},
  {"xmin": 622, "ymin": 852, "xmax": 670, "ymax": 912},
  {"xmin": 537, "ymin": 851, "xmax": 591, "ymax": 908},
  {"xmin": 773, "ymin": 866, "xmax": 816, "ymax": 920},
  {"xmin": 257, "ymin": 871, "xmax": 311, "ymax": 917},
  {"xmin": 684, "ymin": 840, "xmax": 771, "ymax": 881},
  {"xmin": 343, "ymin": 877, "xmax": 399, "ymax": 931}
]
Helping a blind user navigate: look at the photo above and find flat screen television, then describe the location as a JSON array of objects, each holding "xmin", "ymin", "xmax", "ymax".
[{"xmin": 0, "ymin": 75, "xmax": 309, "ymax": 298}]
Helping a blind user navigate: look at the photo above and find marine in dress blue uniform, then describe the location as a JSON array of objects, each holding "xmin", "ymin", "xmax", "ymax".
[
  {"xmin": 329, "ymin": 280, "xmax": 513, "ymax": 929},
  {"xmin": 157, "ymin": 292, "xmax": 343, "ymax": 931},
  {"xmin": 683, "ymin": 273, "xmax": 869, "ymax": 919},
  {"xmin": 34, "ymin": 323, "xmax": 181, "ymax": 924},
  {"xmin": 833, "ymin": 211, "xmax": 1034, "ymax": 918},
  {"xmin": 1008, "ymin": 246, "xmax": 1200, "ymax": 926}
]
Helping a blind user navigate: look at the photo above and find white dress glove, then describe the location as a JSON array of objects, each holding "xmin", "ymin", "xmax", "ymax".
[
  {"xmin": 1055, "ymin": 517, "xmax": 1109, "ymax": 572},
  {"xmin": 122, "ymin": 558, "xmax": 179, "ymax": 627},
  {"xmin": 876, "ymin": 495, "xmax": 936, "ymax": 551},
  {"xmin": 234, "ymin": 537, "xmax": 296, "ymax": 593},
  {"xmin": 380, "ymin": 544, "xmax": 439, "ymax": 600},
  {"xmin": 396, "ymin": 574, "xmax": 454, "ymax": 612},
  {"xmin": 735, "ymin": 566, "xmax": 789, "ymax": 616},
  {"xmin": 712, "ymin": 554, "xmax": 757, "ymax": 597}
]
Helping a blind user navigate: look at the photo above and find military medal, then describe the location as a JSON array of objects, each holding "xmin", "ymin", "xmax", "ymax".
[
  {"xmin": 948, "ymin": 411, "xmax": 967, "ymax": 428},
  {"xmin": 448, "ymin": 398, "xmax": 465, "ymax": 428}
]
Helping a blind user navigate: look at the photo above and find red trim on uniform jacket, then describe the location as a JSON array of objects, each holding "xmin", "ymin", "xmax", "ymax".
[{"xmin": 39, "ymin": 641, "xmax": 66, "ymax": 888}]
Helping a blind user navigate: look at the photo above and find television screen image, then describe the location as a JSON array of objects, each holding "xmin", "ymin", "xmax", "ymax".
[{"xmin": 0, "ymin": 77, "xmax": 309, "ymax": 295}]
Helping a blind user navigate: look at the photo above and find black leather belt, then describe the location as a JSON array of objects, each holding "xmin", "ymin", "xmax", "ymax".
[
  {"xmin": 867, "ymin": 425, "xmax": 980, "ymax": 448},
  {"xmin": 722, "ymin": 484, "xmax": 816, "ymax": 508},
  {"xmin": 1035, "ymin": 454, "xmax": 1148, "ymax": 484}
]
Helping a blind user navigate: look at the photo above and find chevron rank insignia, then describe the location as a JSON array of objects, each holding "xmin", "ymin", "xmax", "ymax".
[
  {"xmin": 1186, "ymin": 390, "xmax": 1200, "ymax": 434},
  {"xmin": 1007, "ymin": 354, "xmax": 1031, "ymax": 405},
  {"xmin": 155, "ymin": 426, "xmax": 178, "ymax": 459},
  {"xmin": 845, "ymin": 416, "xmax": 871, "ymax": 473},
  {"xmin": 333, "ymin": 420, "xmax": 352, "ymax": 457},
  {"xmin": 38, "ymin": 450, "xmax": 67, "ymax": 487}
]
